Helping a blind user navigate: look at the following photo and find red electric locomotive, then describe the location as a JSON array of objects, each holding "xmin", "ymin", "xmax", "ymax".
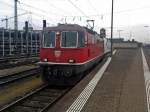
[{"xmin": 39, "ymin": 24, "xmax": 107, "ymax": 85}]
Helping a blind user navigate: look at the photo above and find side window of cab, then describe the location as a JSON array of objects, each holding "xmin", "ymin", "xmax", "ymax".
[{"xmin": 78, "ymin": 32, "xmax": 85, "ymax": 47}]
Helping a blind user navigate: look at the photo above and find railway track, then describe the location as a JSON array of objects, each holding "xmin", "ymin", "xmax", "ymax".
[
  {"xmin": 0, "ymin": 68, "xmax": 40, "ymax": 86},
  {"xmin": 0, "ymin": 57, "xmax": 39, "ymax": 70},
  {"xmin": 0, "ymin": 85, "xmax": 71, "ymax": 112},
  {"xmin": 0, "ymin": 55, "xmax": 38, "ymax": 61}
]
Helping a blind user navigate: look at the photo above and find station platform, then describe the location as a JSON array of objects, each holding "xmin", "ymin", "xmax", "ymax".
[{"xmin": 48, "ymin": 49, "xmax": 147, "ymax": 112}]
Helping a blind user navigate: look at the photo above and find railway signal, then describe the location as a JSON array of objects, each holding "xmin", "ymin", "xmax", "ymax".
[
  {"xmin": 100, "ymin": 28, "xmax": 106, "ymax": 38},
  {"xmin": 43, "ymin": 20, "xmax": 46, "ymax": 29}
]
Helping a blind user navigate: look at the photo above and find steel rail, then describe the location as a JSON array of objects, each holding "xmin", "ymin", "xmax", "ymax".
[
  {"xmin": 0, "ymin": 84, "xmax": 71, "ymax": 112},
  {"xmin": 0, "ymin": 84, "xmax": 48, "ymax": 112},
  {"xmin": 0, "ymin": 68, "xmax": 40, "ymax": 86}
]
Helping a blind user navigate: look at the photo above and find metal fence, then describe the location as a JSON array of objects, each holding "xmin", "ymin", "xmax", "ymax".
[{"xmin": 0, "ymin": 29, "xmax": 41, "ymax": 58}]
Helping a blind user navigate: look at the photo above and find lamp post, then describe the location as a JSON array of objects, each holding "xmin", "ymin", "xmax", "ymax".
[
  {"xmin": 14, "ymin": 0, "xmax": 18, "ymax": 54},
  {"xmin": 110, "ymin": 0, "xmax": 114, "ymax": 56}
]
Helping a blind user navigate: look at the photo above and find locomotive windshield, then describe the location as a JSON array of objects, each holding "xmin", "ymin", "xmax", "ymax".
[
  {"xmin": 43, "ymin": 32, "xmax": 55, "ymax": 48},
  {"xmin": 61, "ymin": 31, "xmax": 77, "ymax": 48}
]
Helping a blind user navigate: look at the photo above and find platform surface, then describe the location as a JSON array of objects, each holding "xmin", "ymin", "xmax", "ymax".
[
  {"xmin": 81, "ymin": 49, "xmax": 147, "ymax": 112},
  {"xmin": 48, "ymin": 49, "xmax": 147, "ymax": 112}
]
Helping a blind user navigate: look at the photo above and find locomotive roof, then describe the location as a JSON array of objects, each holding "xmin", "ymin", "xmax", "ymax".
[
  {"xmin": 45, "ymin": 24, "xmax": 99, "ymax": 35},
  {"xmin": 45, "ymin": 24, "xmax": 86, "ymax": 31}
]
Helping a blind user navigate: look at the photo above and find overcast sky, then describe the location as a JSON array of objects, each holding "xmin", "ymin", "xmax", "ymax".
[{"xmin": 1, "ymin": 0, "xmax": 150, "ymax": 42}]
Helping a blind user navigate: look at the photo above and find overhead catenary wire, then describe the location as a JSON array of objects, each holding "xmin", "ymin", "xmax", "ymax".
[
  {"xmin": 62, "ymin": 5, "xmax": 150, "ymax": 18},
  {"xmin": 0, "ymin": 1, "xmax": 66, "ymax": 18},
  {"xmin": 46, "ymin": 0, "xmax": 73, "ymax": 16},
  {"xmin": 67, "ymin": 0, "xmax": 89, "ymax": 18},
  {"xmin": 1, "ymin": 12, "xmax": 29, "ymax": 29},
  {"xmin": 31, "ymin": 12, "xmax": 61, "ymax": 27},
  {"xmin": 19, "ymin": 1, "xmax": 65, "ymax": 16},
  {"xmin": 86, "ymin": 0, "xmax": 104, "ymax": 28},
  {"xmin": 1, "ymin": 0, "xmax": 150, "ymax": 31},
  {"xmin": 18, "ymin": 1, "xmax": 69, "ymax": 24},
  {"xmin": 0, "ymin": 1, "xmax": 29, "ymax": 13},
  {"xmin": 1, "ymin": 0, "xmax": 149, "ymax": 21},
  {"xmin": 1, "ymin": 12, "xmax": 29, "ymax": 21},
  {"xmin": 87, "ymin": 0, "xmax": 99, "ymax": 15},
  {"xmin": 0, "ymin": 1, "xmax": 64, "ymax": 29},
  {"xmin": 1, "ymin": 0, "xmax": 150, "ymax": 18},
  {"xmin": 0, "ymin": 1, "xmax": 59, "ymax": 24}
]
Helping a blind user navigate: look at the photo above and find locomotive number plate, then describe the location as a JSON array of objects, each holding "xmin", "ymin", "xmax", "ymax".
[{"xmin": 54, "ymin": 50, "xmax": 61, "ymax": 58}]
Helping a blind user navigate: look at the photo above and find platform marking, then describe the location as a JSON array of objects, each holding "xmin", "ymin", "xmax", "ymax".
[
  {"xmin": 141, "ymin": 48, "xmax": 150, "ymax": 112},
  {"xmin": 113, "ymin": 49, "xmax": 117, "ymax": 55},
  {"xmin": 66, "ymin": 57, "xmax": 112, "ymax": 112}
]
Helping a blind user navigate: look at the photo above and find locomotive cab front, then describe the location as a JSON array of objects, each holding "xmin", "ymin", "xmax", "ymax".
[{"xmin": 40, "ymin": 30, "xmax": 86, "ymax": 64}]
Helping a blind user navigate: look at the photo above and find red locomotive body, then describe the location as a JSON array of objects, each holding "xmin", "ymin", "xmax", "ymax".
[{"xmin": 39, "ymin": 24, "xmax": 105, "ymax": 85}]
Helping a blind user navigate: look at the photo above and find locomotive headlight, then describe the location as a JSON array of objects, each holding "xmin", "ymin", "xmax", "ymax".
[
  {"xmin": 43, "ymin": 58, "xmax": 48, "ymax": 62},
  {"xmin": 56, "ymin": 32, "xmax": 60, "ymax": 35},
  {"xmin": 68, "ymin": 59, "xmax": 75, "ymax": 63}
]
